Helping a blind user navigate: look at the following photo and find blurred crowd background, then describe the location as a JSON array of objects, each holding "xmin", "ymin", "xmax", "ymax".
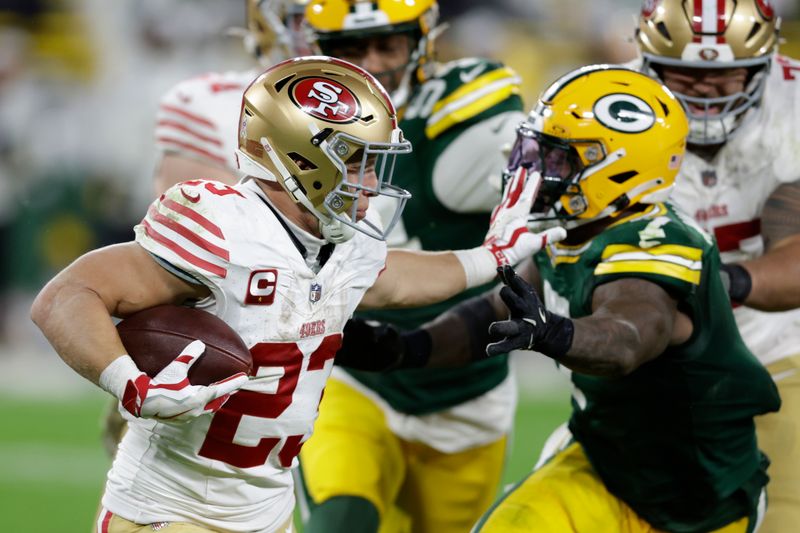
[{"xmin": 1, "ymin": 0, "xmax": 800, "ymax": 358}]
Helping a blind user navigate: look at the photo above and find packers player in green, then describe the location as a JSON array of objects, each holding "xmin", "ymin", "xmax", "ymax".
[
  {"xmin": 472, "ymin": 65, "xmax": 781, "ymax": 532},
  {"xmin": 298, "ymin": 0, "xmax": 526, "ymax": 531},
  {"xmin": 337, "ymin": 64, "xmax": 783, "ymax": 532}
]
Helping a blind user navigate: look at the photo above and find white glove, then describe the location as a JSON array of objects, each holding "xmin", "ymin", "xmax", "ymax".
[
  {"xmin": 455, "ymin": 168, "xmax": 566, "ymax": 288},
  {"xmin": 99, "ymin": 340, "xmax": 248, "ymax": 422}
]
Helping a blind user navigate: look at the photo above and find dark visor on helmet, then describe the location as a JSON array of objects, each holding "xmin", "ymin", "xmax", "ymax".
[{"xmin": 505, "ymin": 127, "xmax": 584, "ymax": 215}]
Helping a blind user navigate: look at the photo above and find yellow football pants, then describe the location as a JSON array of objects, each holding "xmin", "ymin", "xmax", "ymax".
[
  {"xmin": 474, "ymin": 442, "xmax": 753, "ymax": 533},
  {"xmin": 299, "ymin": 377, "xmax": 508, "ymax": 533},
  {"xmin": 755, "ymin": 354, "xmax": 800, "ymax": 533}
]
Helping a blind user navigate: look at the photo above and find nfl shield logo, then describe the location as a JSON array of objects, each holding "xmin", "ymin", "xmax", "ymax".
[
  {"xmin": 701, "ymin": 169, "xmax": 718, "ymax": 188},
  {"xmin": 309, "ymin": 283, "xmax": 322, "ymax": 303}
]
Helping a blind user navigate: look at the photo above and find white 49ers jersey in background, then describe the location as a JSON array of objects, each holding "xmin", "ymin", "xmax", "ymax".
[
  {"xmin": 668, "ymin": 55, "xmax": 800, "ymax": 366},
  {"xmin": 103, "ymin": 179, "xmax": 386, "ymax": 532},
  {"xmin": 155, "ymin": 69, "xmax": 259, "ymax": 172}
]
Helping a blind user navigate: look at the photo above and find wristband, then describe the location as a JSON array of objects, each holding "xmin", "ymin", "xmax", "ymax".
[
  {"xmin": 721, "ymin": 263, "xmax": 752, "ymax": 304},
  {"xmin": 397, "ymin": 329, "xmax": 433, "ymax": 369},
  {"xmin": 453, "ymin": 248, "xmax": 498, "ymax": 289},
  {"xmin": 98, "ymin": 355, "xmax": 139, "ymax": 399}
]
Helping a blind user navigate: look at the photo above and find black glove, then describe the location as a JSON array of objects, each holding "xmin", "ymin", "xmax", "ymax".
[
  {"xmin": 335, "ymin": 318, "xmax": 432, "ymax": 372},
  {"xmin": 487, "ymin": 265, "xmax": 574, "ymax": 358},
  {"xmin": 719, "ymin": 263, "xmax": 752, "ymax": 305}
]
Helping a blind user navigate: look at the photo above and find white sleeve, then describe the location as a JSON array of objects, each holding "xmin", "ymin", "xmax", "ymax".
[
  {"xmin": 134, "ymin": 180, "xmax": 231, "ymax": 287},
  {"xmin": 432, "ymin": 110, "xmax": 526, "ymax": 213}
]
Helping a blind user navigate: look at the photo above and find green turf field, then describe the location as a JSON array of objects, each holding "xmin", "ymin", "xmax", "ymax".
[{"xmin": 0, "ymin": 393, "xmax": 569, "ymax": 532}]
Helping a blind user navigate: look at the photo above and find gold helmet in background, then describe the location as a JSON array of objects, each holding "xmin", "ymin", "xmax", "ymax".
[
  {"xmin": 304, "ymin": 0, "xmax": 440, "ymax": 106},
  {"xmin": 635, "ymin": 0, "xmax": 780, "ymax": 145},
  {"xmin": 505, "ymin": 65, "xmax": 688, "ymax": 223},
  {"xmin": 245, "ymin": 0, "xmax": 312, "ymax": 63},
  {"xmin": 237, "ymin": 56, "xmax": 412, "ymax": 243}
]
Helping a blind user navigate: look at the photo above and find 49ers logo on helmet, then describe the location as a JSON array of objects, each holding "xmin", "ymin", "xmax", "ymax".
[
  {"xmin": 289, "ymin": 77, "xmax": 360, "ymax": 124},
  {"xmin": 755, "ymin": 0, "xmax": 774, "ymax": 20}
]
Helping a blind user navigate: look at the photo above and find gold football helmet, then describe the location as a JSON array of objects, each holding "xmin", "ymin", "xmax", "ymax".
[
  {"xmin": 635, "ymin": 0, "xmax": 780, "ymax": 145},
  {"xmin": 237, "ymin": 56, "xmax": 412, "ymax": 243},
  {"xmin": 245, "ymin": 0, "xmax": 312, "ymax": 63},
  {"xmin": 304, "ymin": 0, "xmax": 440, "ymax": 105},
  {"xmin": 504, "ymin": 65, "xmax": 688, "ymax": 223}
]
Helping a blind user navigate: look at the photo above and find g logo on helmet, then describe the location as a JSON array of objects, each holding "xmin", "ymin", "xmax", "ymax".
[
  {"xmin": 290, "ymin": 77, "xmax": 361, "ymax": 124},
  {"xmin": 594, "ymin": 93, "xmax": 656, "ymax": 133}
]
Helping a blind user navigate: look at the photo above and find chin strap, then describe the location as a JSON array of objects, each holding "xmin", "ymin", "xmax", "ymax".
[{"xmin": 319, "ymin": 217, "xmax": 356, "ymax": 244}]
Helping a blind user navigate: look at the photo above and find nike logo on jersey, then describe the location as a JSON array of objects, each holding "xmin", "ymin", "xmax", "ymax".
[
  {"xmin": 181, "ymin": 187, "xmax": 201, "ymax": 203},
  {"xmin": 460, "ymin": 64, "xmax": 486, "ymax": 84},
  {"xmin": 177, "ymin": 92, "xmax": 192, "ymax": 104},
  {"xmin": 491, "ymin": 116, "xmax": 510, "ymax": 135}
]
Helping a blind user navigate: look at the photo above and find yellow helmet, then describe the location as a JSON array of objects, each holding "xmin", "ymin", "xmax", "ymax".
[
  {"xmin": 245, "ymin": 0, "xmax": 312, "ymax": 63},
  {"xmin": 304, "ymin": 0, "xmax": 440, "ymax": 105},
  {"xmin": 505, "ymin": 65, "xmax": 688, "ymax": 223},
  {"xmin": 237, "ymin": 56, "xmax": 412, "ymax": 243},
  {"xmin": 635, "ymin": 0, "xmax": 780, "ymax": 145}
]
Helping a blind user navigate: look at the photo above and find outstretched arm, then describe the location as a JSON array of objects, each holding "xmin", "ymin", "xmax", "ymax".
[
  {"xmin": 336, "ymin": 260, "xmax": 538, "ymax": 371},
  {"xmin": 488, "ymin": 266, "xmax": 691, "ymax": 377},
  {"xmin": 359, "ymin": 169, "xmax": 564, "ymax": 309}
]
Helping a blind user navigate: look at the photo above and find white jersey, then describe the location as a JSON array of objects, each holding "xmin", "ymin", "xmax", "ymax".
[
  {"xmin": 155, "ymin": 69, "xmax": 259, "ymax": 172},
  {"xmin": 631, "ymin": 55, "xmax": 800, "ymax": 366},
  {"xmin": 103, "ymin": 179, "xmax": 386, "ymax": 532}
]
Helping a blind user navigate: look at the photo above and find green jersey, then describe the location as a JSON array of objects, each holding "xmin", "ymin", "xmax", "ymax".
[
  {"xmin": 349, "ymin": 58, "xmax": 525, "ymax": 414},
  {"xmin": 535, "ymin": 202, "xmax": 781, "ymax": 532}
]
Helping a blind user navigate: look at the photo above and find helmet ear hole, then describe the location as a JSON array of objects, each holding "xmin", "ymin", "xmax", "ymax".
[
  {"xmin": 609, "ymin": 171, "xmax": 639, "ymax": 184},
  {"xmin": 655, "ymin": 21, "xmax": 671, "ymax": 41},
  {"xmin": 313, "ymin": 181, "xmax": 323, "ymax": 190},
  {"xmin": 287, "ymin": 152, "xmax": 318, "ymax": 171}
]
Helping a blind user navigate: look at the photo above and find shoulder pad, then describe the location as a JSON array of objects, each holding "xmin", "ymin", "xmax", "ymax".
[
  {"xmin": 135, "ymin": 180, "xmax": 243, "ymax": 281},
  {"xmin": 155, "ymin": 70, "xmax": 256, "ymax": 168},
  {"xmin": 594, "ymin": 204, "xmax": 710, "ymax": 288},
  {"xmin": 420, "ymin": 57, "xmax": 522, "ymax": 139}
]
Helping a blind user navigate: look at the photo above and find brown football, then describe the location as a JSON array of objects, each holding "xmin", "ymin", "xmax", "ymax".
[{"xmin": 117, "ymin": 305, "xmax": 252, "ymax": 385}]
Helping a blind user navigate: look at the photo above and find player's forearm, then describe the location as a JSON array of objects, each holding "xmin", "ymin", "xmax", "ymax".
[
  {"xmin": 562, "ymin": 316, "xmax": 653, "ymax": 377},
  {"xmin": 556, "ymin": 282, "xmax": 674, "ymax": 377},
  {"xmin": 739, "ymin": 237, "xmax": 800, "ymax": 310},
  {"xmin": 422, "ymin": 291, "xmax": 506, "ymax": 367},
  {"xmin": 364, "ymin": 249, "xmax": 469, "ymax": 308},
  {"xmin": 31, "ymin": 279, "xmax": 127, "ymax": 386}
]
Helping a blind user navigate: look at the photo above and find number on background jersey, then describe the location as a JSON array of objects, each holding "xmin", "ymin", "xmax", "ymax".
[
  {"xmin": 404, "ymin": 80, "xmax": 446, "ymax": 120},
  {"xmin": 198, "ymin": 336, "xmax": 341, "ymax": 468}
]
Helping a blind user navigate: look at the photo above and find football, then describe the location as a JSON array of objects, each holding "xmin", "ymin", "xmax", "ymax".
[{"xmin": 117, "ymin": 305, "xmax": 253, "ymax": 385}]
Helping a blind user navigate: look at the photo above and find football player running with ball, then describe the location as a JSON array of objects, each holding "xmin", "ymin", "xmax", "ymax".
[
  {"xmin": 632, "ymin": 2, "xmax": 800, "ymax": 529},
  {"xmin": 298, "ymin": 1, "xmax": 526, "ymax": 532},
  {"xmin": 99, "ymin": 0, "xmax": 312, "ymax": 464},
  {"xmin": 31, "ymin": 57, "xmax": 559, "ymax": 533}
]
